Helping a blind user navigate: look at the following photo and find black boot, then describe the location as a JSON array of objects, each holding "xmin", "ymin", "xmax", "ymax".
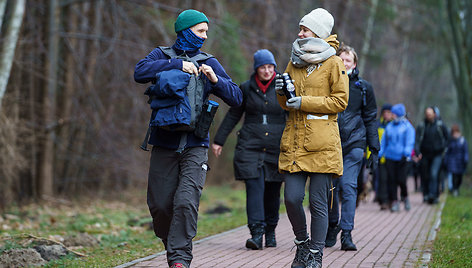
[
  {"xmin": 325, "ymin": 224, "xmax": 340, "ymax": 247},
  {"xmin": 162, "ymin": 239, "xmax": 167, "ymax": 250},
  {"xmin": 340, "ymin": 230, "xmax": 357, "ymax": 251},
  {"xmin": 291, "ymin": 238, "xmax": 310, "ymax": 268},
  {"xmin": 306, "ymin": 249, "xmax": 323, "ymax": 268},
  {"xmin": 246, "ymin": 223, "xmax": 264, "ymax": 250},
  {"xmin": 265, "ymin": 224, "xmax": 277, "ymax": 247}
]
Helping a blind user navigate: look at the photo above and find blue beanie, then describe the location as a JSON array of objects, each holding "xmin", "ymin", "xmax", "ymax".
[
  {"xmin": 381, "ymin": 103, "xmax": 392, "ymax": 112},
  {"xmin": 391, "ymin": 103, "xmax": 406, "ymax": 117},
  {"xmin": 253, "ymin": 49, "xmax": 277, "ymax": 70}
]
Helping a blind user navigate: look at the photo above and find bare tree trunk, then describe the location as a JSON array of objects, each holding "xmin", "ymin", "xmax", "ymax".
[
  {"xmin": 337, "ymin": 0, "xmax": 353, "ymax": 41},
  {"xmin": 0, "ymin": 0, "xmax": 7, "ymax": 31},
  {"xmin": 83, "ymin": 0, "xmax": 105, "ymax": 129},
  {"xmin": 89, "ymin": 0, "xmax": 104, "ymax": 190},
  {"xmin": 63, "ymin": 2, "xmax": 88, "ymax": 193},
  {"xmin": 358, "ymin": 0, "xmax": 378, "ymax": 73},
  {"xmin": 393, "ymin": 2, "xmax": 412, "ymax": 94},
  {"xmin": 0, "ymin": 113, "xmax": 16, "ymax": 210},
  {"xmin": 56, "ymin": 3, "xmax": 78, "ymax": 194},
  {"xmin": 0, "ymin": 0, "xmax": 26, "ymax": 109},
  {"xmin": 66, "ymin": 1, "xmax": 95, "ymax": 193},
  {"xmin": 446, "ymin": 0, "xmax": 472, "ymax": 169},
  {"xmin": 38, "ymin": 0, "xmax": 59, "ymax": 198},
  {"xmin": 26, "ymin": 44, "xmax": 39, "ymax": 200}
]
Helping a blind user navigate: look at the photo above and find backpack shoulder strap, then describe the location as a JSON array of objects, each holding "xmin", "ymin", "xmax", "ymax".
[
  {"xmin": 355, "ymin": 78, "xmax": 368, "ymax": 107},
  {"xmin": 159, "ymin": 46, "xmax": 213, "ymax": 62},
  {"xmin": 436, "ymin": 120, "xmax": 446, "ymax": 145},
  {"xmin": 159, "ymin": 46, "xmax": 178, "ymax": 58},
  {"xmin": 189, "ymin": 51, "xmax": 214, "ymax": 62},
  {"xmin": 417, "ymin": 122, "xmax": 425, "ymax": 144}
]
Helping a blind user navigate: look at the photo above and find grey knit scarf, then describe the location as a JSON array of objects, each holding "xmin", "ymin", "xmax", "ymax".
[{"xmin": 291, "ymin": 37, "xmax": 336, "ymax": 68}]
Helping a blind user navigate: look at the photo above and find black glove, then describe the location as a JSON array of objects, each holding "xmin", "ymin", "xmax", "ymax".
[
  {"xmin": 275, "ymin": 74, "xmax": 285, "ymax": 96},
  {"xmin": 400, "ymin": 156, "xmax": 410, "ymax": 165},
  {"xmin": 367, "ymin": 152, "xmax": 379, "ymax": 173}
]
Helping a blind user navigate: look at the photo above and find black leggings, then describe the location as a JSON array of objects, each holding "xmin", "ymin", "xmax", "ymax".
[
  {"xmin": 386, "ymin": 159, "xmax": 408, "ymax": 202},
  {"xmin": 452, "ymin": 173, "xmax": 463, "ymax": 191}
]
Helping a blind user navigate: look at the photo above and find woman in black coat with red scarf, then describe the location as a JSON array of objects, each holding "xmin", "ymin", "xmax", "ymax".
[{"xmin": 212, "ymin": 49, "xmax": 286, "ymax": 250}]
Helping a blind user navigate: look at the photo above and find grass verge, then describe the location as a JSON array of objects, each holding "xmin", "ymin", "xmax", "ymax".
[
  {"xmin": 430, "ymin": 180, "xmax": 472, "ymax": 267},
  {"xmin": 0, "ymin": 184, "xmax": 247, "ymax": 267}
]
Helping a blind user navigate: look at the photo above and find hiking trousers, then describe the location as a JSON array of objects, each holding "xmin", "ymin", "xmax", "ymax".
[
  {"xmin": 284, "ymin": 172, "xmax": 331, "ymax": 252},
  {"xmin": 386, "ymin": 159, "xmax": 408, "ymax": 201},
  {"xmin": 245, "ymin": 167, "xmax": 282, "ymax": 226},
  {"xmin": 328, "ymin": 148, "xmax": 364, "ymax": 231},
  {"xmin": 420, "ymin": 154, "xmax": 442, "ymax": 201},
  {"xmin": 147, "ymin": 146, "xmax": 208, "ymax": 267},
  {"xmin": 375, "ymin": 162, "xmax": 389, "ymax": 205}
]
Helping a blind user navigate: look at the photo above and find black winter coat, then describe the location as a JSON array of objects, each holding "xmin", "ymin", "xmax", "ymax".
[
  {"xmin": 338, "ymin": 68, "xmax": 380, "ymax": 155},
  {"xmin": 415, "ymin": 119, "xmax": 449, "ymax": 156},
  {"xmin": 213, "ymin": 74, "xmax": 286, "ymax": 181}
]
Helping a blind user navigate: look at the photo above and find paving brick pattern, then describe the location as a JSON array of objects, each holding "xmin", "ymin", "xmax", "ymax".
[{"xmin": 129, "ymin": 179, "xmax": 438, "ymax": 267}]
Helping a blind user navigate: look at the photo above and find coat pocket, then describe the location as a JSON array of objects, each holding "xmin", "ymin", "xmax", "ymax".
[
  {"xmin": 303, "ymin": 118, "xmax": 338, "ymax": 152},
  {"xmin": 280, "ymin": 122, "xmax": 293, "ymax": 152}
]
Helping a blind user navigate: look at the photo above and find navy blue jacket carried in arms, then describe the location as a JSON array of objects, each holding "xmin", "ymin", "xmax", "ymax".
[
  {"xmin": 134, "ymin": 44, "xmax": 243, "ymax": 149},
  {"xmin": 338, "ymin": 68, "xmax": 380, "ymax": 155}
]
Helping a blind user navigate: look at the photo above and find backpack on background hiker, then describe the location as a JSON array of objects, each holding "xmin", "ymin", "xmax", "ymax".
[{"xmin": 140, "ymin": 47, "xmax": 219, "ymax": 151}]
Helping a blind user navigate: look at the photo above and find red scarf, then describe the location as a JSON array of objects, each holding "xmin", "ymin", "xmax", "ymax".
[{"xmin": 255, "ymin": 73, "xmax": 276, "ymax": 93}]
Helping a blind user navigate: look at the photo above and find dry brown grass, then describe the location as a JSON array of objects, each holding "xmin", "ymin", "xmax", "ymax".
[{"xmin": 0, "ymin": 112, "xmax": 27, "ymax": 211}]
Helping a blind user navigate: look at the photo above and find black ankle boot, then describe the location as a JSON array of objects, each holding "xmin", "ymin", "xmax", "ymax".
[
  {"xmin": 341, "ymin": 230, "xmax": 357, "ymax": 251},
  {"xmin": 246, "ymin": 223, "xmax": 265, "ymax": 250},
  {"xmin": 265, "ymin": 224, "xmax": 277, "ymax": 247},
  {"xmin": 291, "ymin": 238, "xmax": 310, "ymax": 268},
  {"xmin": 325, "ymin": 224, "xmax": 340, "ymax": 247}
]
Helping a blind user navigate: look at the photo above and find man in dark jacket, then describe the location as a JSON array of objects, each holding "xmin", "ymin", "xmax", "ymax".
[
  {"xmin": 415, "ymin": 107, "xmax": 449, "ymax": 204},
  {"xmin": 134, "ymin": 9, "xmax": 242, "ymax": 268},
  {"xmin": 326, "ymin": 44, "xmax": 379, "ymax": 251}
]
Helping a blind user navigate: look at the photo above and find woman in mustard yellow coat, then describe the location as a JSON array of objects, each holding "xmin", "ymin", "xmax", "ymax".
[{"xmin": 274, "ymin": 8, "xmax": 349, "ymax": 268}]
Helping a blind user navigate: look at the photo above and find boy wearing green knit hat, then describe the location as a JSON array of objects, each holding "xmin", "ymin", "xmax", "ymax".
[{"xmin": 134, "ymin": 9, "xmax": 242, "ymax": 268}]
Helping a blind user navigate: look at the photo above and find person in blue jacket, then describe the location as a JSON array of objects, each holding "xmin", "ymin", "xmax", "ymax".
[
  {"xmin": 378, "ymin": 103, "xmax": 415, "ymax": 212},
  {"xmin": 134, "ymin": 9, "xmax": 242, "ymax": 268},
  {"xmin": 444, "ymin": 124, "xmax": 469, "ymax": 196}
]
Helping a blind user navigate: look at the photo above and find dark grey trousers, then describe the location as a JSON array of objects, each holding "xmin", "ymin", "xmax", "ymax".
[
  {"xmin": 244, "ymin": 167, "xmax": 282, "ymax": 225},
  {"xmin": 284, "ymin": 172, "xmax": 331, "ymax": 252},
  {"xmin": 147, "ymin": 146, "xmax": 208, "ymax": 267}
]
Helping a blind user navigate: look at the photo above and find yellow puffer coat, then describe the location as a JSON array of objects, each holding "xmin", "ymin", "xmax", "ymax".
[{"xmin": 277, "ymin": 35, "xmax": 349, "ymax": 177}]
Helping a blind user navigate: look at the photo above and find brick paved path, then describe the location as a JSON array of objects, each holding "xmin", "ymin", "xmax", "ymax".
[{"xmin": 122, "ymin": 178, "xmax": 441, "ymax": 267}]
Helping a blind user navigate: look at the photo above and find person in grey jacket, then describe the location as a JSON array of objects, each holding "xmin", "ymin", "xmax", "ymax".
[{"xmin": 212, "ymin": 49, "xmax": 285, "ymax": 250}]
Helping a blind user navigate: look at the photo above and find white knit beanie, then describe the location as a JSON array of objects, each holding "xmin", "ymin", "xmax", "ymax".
[{"xmin": 299, "ymin": 8, "xmax": 334, "ymax": 39}]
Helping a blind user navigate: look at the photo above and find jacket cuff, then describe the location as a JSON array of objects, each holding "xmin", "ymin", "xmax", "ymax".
[{"xmin": 171, "ymin": 58, "xmax": 183, "ymax": 70}]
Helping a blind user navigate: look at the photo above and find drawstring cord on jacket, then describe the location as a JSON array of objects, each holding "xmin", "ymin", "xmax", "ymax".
[{"xmin": 329, "ymin": 180, "xmax": 335, "ymax": 210}]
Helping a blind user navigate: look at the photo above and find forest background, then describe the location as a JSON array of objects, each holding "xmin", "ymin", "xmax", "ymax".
[{"xmin": 0, "ymin": 0, "xmax": 471, "ymax": 210}]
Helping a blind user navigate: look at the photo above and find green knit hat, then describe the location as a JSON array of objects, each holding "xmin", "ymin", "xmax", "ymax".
[{"xmin": 174, "ymin": 9, "xmax": 209, "ymax": 33}]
